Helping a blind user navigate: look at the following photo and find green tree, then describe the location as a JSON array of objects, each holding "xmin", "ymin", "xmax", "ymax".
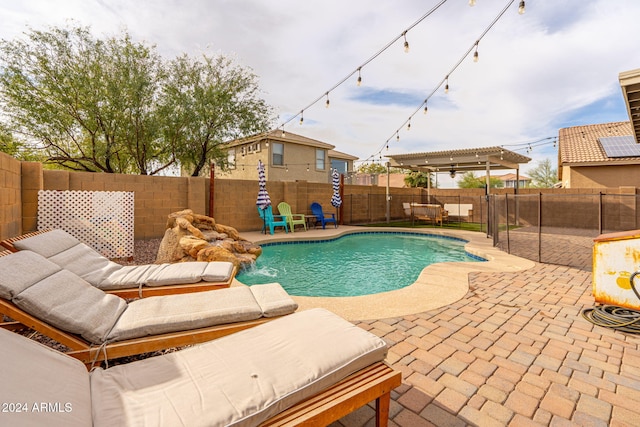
[
  {"xmin": 357, "ymin": 162, "xmax": 387, "ymax": 174},
  {"xmin": 457, "ymin": 171, "xmax": 503, "ymax": 188},
  {"xmin": 404, "ymin": 171, "xmax": 434, "ymax": 188},
  {"xmin": 0, "ymin": 25, "xmax": 273, "ymax": 175},
  {"xmin": 160, "ymin": 54, "xmax": 273, "ymax": 176},
  {"xmin": 527, "ymin": 158, "xmax": 559, "ymax": 188}
]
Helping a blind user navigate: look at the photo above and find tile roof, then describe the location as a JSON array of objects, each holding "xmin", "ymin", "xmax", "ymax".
[{"xmin": 558, "ymin": 121, "xmax": 639, "ymax": 164}]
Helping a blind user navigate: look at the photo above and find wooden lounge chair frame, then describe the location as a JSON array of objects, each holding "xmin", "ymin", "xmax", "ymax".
[
  {"xmin": 0, "ymin": 230, "xmax": 235, "ymax": 298},
  {"xmin": 261, "ymin": 362, "xmax": 400, "ymax": 427},
  {"xmin": 0, "ymin": 295, "xmax": 278, "ymax": 367}
]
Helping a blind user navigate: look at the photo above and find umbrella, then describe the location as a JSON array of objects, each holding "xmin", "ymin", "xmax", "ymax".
[
  {"xmin": 256, "ymin": 160, "xmax": 271, "ymax": 210},
  {"xmin": 330, "ymin": 169, "xmax": 342, "ymax": 208},
  {"xmin": 257, "ymin": 160, "xmax": 271, "ymax": 234}
]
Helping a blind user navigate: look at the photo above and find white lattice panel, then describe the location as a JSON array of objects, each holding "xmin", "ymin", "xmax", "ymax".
[{"xmin": 37, "ymin": 190, "xmax": 134, "ymax": 259}]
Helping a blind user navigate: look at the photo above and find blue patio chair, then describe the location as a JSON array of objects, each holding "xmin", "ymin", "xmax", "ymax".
[
  {"xmin": 258, "ymin": 205, "xmax": 289, "ymax": 235},
  {"xmin": 310, "ymin": 202, "xmax": 337, "ymax": 229}
]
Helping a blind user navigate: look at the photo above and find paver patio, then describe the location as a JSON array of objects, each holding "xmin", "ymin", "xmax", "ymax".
[{"xmin": 325, "ymin": 229, "xmax": 640, "ymax": 427}]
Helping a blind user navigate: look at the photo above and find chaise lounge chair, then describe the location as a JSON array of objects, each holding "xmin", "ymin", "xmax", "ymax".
[
  {"xmin": 277, "ymin": 201, "xmax": 307, "ymax": 232},
  {"xmin": 1, "ymin": 229, "xmax": 236, "ymax": 298},
  {"xmin": 0, "ymin": 250, "xmax": 297, "ymax": 366},
  {"xmin": 310, "ymin": 202, "xmax": 338, "ymax": 229},
  {"xmin": 0, "ymin": 308, "xmax": 401, "ymax": 427},
  {"xmin": 258, "ymin": 205, "xmax": 289, "ymax": 235}
]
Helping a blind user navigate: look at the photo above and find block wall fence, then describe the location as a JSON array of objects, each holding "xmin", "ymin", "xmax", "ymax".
[{"xmin": 1, "ymin": 153, "xmax": 638, "ymax": 241}]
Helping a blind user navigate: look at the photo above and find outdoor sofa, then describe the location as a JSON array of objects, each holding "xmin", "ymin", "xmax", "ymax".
[
  {"xmin": 0, "ymin": 308, "xmax": 401, "ymax": 426},
  {"xmin": 1, "ymin": 229, "xmax": 236, "ymax": 298},
  {"xmin": 0, "ymin": 250, "xmax": 297, "ymax": 366}
]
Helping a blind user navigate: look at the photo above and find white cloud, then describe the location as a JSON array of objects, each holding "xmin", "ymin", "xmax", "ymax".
[{"xmin": 1, "ymin": 0, "xmax": 637, "ymax": 178}]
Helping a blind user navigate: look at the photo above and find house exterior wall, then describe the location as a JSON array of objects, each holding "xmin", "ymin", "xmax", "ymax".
[
  {"xmin": 220, "ymin": 140, "xmax": 334, "ymax": 183},
  {"xmin": 564, "ymin": 164, "xmax": 640, "ymax": 188},
  {"xmin": 0, "ymin": 152, "xmax": 22, "ymax": 240}
]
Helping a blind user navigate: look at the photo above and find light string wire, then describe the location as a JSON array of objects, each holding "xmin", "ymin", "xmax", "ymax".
[
  {"xmin": 277, "ymin": 0, "xmax": 450, "ymax": 131},
  {"xmin": 362, "ymin": 0, "xmax": 520, "ymax": 165}
]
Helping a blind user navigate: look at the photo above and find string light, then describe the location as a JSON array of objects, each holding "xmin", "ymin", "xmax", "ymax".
[
  {"xmin": 306, "ymin": 164, "xmax": 310, "ymax": 172},
  {"xmin": 366, "ymin": 0, "xmax": 525, "ymax": 165},
  {"xmin": 473, "ymin": 41, "xmax": 479, "ymax": 62},
  {"xmin": 299, "ymin": 111, "xmax": 304, "ymax": 125},
  {"xmin": 403, "ymin": 31, "xmax": 410, "ymax": 53},
  {"xmin": 356, "ymin": 67, "xmax": 362, "ymax": 86},
  {"xmin": 469, "ymin": 0, "xmax": 476, "ymax": 6},
  {"xmin": 406, "ymin": 119, "xmax": 411, "ymax": 131},
  {"xmin": 518, "ymin": 0, "xmax": 525, "ymax": 14},
  {"xmin": 325, "ymin": 92, "xmax": 330, "ymax": 108},
  {"xmin": 280, "ymin": 126, "xmax": 285, "ymax": 138},
  {"xmin": 396, "ymin": 132, "xmax": 400, "ymax": 142}
]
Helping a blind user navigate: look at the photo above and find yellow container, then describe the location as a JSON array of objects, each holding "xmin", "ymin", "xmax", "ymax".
[{"xmin": 592, "ymin": 229, "xmax": 640, "ymax": 309}]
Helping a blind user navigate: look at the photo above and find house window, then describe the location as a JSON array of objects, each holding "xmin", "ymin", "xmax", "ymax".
[
  {"xmin": 272, "ymin": 142, "xmax": 284, "ymax": 166},
  {"xmin": 227, "ymin": 149, "xmax": 236, "ymax": 169},
  {"xmin": 316, "ymin": 149, "xmax": 326, "ymax": 170}
]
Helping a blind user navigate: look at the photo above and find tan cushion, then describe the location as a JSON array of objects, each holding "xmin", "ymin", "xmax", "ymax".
[
  {"xmin": 0, "ymin": 328, "xmax": 92, "ymax": 427},
  {"xmin": 13, "ymin": 229, "xmax": 235, "ymax": 290},
  {"xmin": 90, "ymin": 308, "xmax": 388, "ymax": 427},
  {"xmin": 48, "ymin": 243, "xmax": 123, "ymax": 286},
  {"xmin": 0, "ymin": 250, "xmax": 62, "ymax": 300},
  {"xmin": 12, "ymin": 228, "xmax": 80, "ymax": 258},
  {"xmin": 250, "ymin": 282, "xmax": 299, "ymax": 317},
  {"xmin": 13, "ymin": 267, "xmax": 127, "ymax": 345},
  {"xmin": 106, "ymin": 286, "xmax": 263, "ymax": 342},
  {"xmin": 143, "ymin": 261, "xmax": 234, "ymax": 286}
]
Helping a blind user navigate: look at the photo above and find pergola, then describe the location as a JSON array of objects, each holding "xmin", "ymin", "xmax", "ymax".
[{"xmin": 386, "ymin": 146, "xmax": 531, "ymax": 194}]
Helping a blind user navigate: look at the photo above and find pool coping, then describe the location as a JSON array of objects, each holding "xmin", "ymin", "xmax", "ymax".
[{"xmin": 237, "ymin": 226, "xmax": 536, "ymax": 321}]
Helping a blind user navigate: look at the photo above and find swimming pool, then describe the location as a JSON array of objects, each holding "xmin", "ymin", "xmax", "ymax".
[{"xmin": 237, "ymin": 232, "xmax": 485, "ymax": 297}]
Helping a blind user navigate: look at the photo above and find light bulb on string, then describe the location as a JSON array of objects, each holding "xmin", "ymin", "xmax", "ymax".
[
  {"xmin": 356, "ymin": 67, "xmax": 362, "ymax": 86},
  {"xmin": 280, "ymin": 126, "xmax": 285, "ymax": 138},
  {"xmin": 299, "ymin": 111, "xmax": 304, "ymax": 125},
  {"xmin": 325, "ymin": 92, "xmax": 330, "ymax": 108},
  {"xmin": 473, "ymin": 41, "xmax": 479, "ymax": 62},
  {"xmin": 469, "ymin": 0, "xmax": 476, "ymax": 6},
  {"xmin": 406, "ymin": 119, "xmax": 411, "ymax": 131},
  {"xmin": 396, "ymin": 132, "xmax": 400, "ymax": 142},
  {"xmin": 403, "ymin": 31, "xmax": 409, "ymax": 53},
  {"xmin": 423, "ymin": 103, "xmax": 428, "ymax": 114},
  {"xmin": 445, "ymin": 75, "xmax": 449, "ymax": 94},
  {"xmin": 306, "ymin": 164, "xmax": 310, "ymax": 172},
  {"xmin": 518, "ymin": 0, "xmax": 525, "ymax": 14}
]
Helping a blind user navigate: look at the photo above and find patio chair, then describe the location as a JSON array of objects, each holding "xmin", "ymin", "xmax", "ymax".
[
  {"xmin": 0, "ymin": 308, "xmax": 401, "ymax": 427},
  {"xmin": 310, "ymin": 202, "xmax": 338, "ymax": 229},
  {"xmin": 0, "ymin": 250, "xmax": 297, "ymax": 366},
  {"xmin": 258, "ymin": 205, "xmax": 289, "ymax": 235},
  {"xmin": 411, "ymin": 203, "xmax": 444, "ymax": 226},
  {"xmin": 1, "ymin": 229, "xmax": 236, "ymax": 298},
  {"xmin": 277, "ymin": 201, "xmax": 307, "ymax": 232}
]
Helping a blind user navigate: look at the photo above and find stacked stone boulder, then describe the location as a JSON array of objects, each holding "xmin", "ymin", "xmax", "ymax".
[{"xmin": 156, "ymin": 209, "xmax": 261, "ymax": 269}]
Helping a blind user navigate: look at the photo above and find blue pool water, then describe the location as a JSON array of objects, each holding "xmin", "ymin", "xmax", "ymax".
[{"xmin": 237, "ymin": 232, "xmax": 484, "ymax": 297}]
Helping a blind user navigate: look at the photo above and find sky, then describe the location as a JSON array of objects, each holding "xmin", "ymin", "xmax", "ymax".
[{"xmin": 1, "ymin": 0, "xmax": 638, "ymax": 186}]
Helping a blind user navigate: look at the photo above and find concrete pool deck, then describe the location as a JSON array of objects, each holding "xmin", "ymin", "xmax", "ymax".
[{"xmin": 239, "ymin": 226, "xmax": 535, "ymax": 321}]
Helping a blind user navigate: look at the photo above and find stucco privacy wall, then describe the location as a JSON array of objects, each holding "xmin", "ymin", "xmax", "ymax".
[{"xmin": 2, "ymin": 156, "xmax": 638, "ymax": 241}]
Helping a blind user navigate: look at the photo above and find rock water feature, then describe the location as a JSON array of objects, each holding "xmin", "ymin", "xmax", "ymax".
[{"xmin": 155, "ymin": 210, "xmax": 262, "ymax": 269}]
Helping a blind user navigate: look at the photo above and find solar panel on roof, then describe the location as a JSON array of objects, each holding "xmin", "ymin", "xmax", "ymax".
[{"xmin": 599, "ymin": 135, "xmax": 640, "ymax": 158}]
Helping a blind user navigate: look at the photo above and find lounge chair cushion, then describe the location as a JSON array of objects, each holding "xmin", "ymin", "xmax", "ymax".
[
  {"xmin": 12, "ymin": 229, "xmax": 235, "ymax": 289},
  {"xmin": 6, "ymin": 251, "xmax": 127, "ymax": 344},
  {"xmin": 0, "ymin": 249, "xmax": 62, "ymax": 299},
  {"xmin": 90, "ymin": 308, "xmax": 388, "ymax": 427},
  {"xmin": 0, "ymin": 328, "xmax": 92, "ymax": 427},
  {"xmin": 250, "ymin": 281, "xmax": 300, "ymax": 317},
  {"xmin": 107, "ymin": 286, "xmax": 264, "ymax": 341}
]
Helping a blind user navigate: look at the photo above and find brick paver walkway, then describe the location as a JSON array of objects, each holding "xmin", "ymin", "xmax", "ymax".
[{"xmin": 334, "ymin": 263, "xmax": 640, "ymax": 426}]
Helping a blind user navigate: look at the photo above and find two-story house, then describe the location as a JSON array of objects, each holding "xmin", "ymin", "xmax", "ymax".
[{"xmin": 220, "ymin": 130, "xmax": 357, "ymax": 183}]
